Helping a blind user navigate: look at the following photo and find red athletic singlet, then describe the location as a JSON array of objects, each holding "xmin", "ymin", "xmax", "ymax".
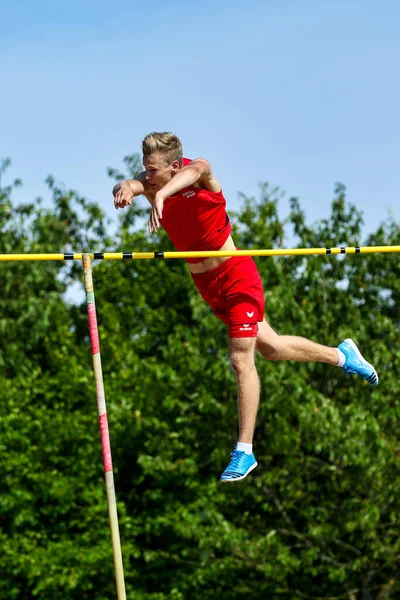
[{"xmin": 159, "ymin": 158, "xmax": 232, "ymax": 264}]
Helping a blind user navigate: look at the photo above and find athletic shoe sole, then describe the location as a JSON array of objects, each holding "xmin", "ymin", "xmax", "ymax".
[
  {"xmin": 344, "ymin": 338, "xmax": 379, "ymax": 385},
  {"xmin": 220, "ymin": 460, "xmax": 258, "ymax": 483}
]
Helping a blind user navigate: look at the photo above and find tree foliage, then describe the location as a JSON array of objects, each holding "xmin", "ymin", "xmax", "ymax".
[{"xmin": 0, "ymin": 156, "xmax": 399, "ymax": 599}]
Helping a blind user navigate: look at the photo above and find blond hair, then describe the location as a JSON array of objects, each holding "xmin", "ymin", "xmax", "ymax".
[{"xmin": 142, "ymin": 132, "xmax": 183, "ymax": 166}]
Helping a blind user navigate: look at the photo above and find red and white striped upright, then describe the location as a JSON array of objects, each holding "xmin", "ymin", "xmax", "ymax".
[{"xmin": 82, "ymin": 253, "xmax": 127, "ymax": 600}]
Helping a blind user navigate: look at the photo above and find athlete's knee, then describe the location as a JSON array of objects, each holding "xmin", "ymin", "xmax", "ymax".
[
  {"xmin": 230, "ymin": 353, "xmax": 255, "ymax": 374},
  {"xmin": 256, "ymin": 321, "xmax": 284, "ymax": 361},
  {"xmin": 229, "ymin": 341, "xmax": 257, "ymax": 374},
  {"xmin": 257, "ymin": 336, "xmax": 285, "ymax": 361}
]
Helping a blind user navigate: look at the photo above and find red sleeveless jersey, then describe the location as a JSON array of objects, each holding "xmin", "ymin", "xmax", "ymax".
[{"xmin": 159, "ymin": 158, "xmax": 232, "ymax": 264}]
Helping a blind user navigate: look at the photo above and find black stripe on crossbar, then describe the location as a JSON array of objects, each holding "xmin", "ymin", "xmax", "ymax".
[
  {"xmin": 341, "ymin": 247, "xmax": 346, "ymax": 253},
  {"xmin": 326, "ymin": 248, "xmax": 331, "ymax": 254},
  {"xmin": 355, "ymin": 247, "xmax": 360, "ymax": 253},
  {"xmin": 64, "ymin": 253, "xmax": 74, "ymax": 260},
  {"xmin": 154, "ymin": 252, "xmax": 164, "ymax": 259},
  {"xmin": 93, "ymin": 253, "xmax": 104, "ymax": 260},
  {"xmin": 123, "ymin": 253, "xmax": 133, "ymax": 259}
]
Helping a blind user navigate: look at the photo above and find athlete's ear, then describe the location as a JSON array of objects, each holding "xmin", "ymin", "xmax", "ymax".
[{"xmin": 171, "ymin": 160, "xmax": 180, "ymax": 174}]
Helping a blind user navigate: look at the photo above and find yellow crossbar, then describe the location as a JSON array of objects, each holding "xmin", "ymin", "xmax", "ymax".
[{"xmin": 0, "ymin": 246, "xmax": 399, "ymax": 261}]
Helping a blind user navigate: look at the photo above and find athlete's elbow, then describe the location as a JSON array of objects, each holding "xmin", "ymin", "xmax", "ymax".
[
  {"xmin": 185, "ymin": 159, "xmax": 212, "ymax": 179},
  {"xmin": 193, "ymin": 166, "xmax": 203, "ymax": 180},
  {"xmin": 185, "ymin": 165, "xmax": 202, "ymax": 181}
]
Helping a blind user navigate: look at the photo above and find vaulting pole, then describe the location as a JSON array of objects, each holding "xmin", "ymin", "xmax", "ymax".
[{"xmin": 82, "ymin": 253, "xmax": 126, "ymax": 600}]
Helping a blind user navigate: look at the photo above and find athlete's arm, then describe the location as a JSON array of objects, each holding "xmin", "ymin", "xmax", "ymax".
[
  {"xmin": 162, "ymin": 158, "xmax": 221, "ymax": 197},
  {"xmin": 148, "ymin": 158, "xmax": 221, "ymax": 232},
  {"xmin": 113, "ymin": 172, "xmax": 150, "ymax": 209}
]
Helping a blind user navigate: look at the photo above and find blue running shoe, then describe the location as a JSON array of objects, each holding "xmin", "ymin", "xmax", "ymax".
[
  {"xmin": 338, "ymin": 338, "xmax": 379, "ymax": 386},
  {"xmin": 220, "ymin": 449, "xmax": 258, "ymax": 482}
]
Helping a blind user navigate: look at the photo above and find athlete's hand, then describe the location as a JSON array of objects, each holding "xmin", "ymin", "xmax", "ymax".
[
  {"xmin": 113, "ymin": 182, "xmax": 134, "ymax": 210},
  {"xmin": 148, "ymin": 193, "xmax": 164, "ymax": 233}
]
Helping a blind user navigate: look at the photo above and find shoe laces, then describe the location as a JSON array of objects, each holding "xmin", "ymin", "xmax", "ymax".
[{"xmin": 229, "ymin": 449, "xmax": 245, "ymax": 468}]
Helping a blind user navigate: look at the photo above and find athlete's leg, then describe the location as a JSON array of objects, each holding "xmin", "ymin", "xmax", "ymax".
[
  {"xmin": 229, "ymin": 336, "xmax": 259, "ymax": 443},
  {"xmin": 256, "ymin": 318, "xmax": 338, "ymax": 364},
  {"xmin": 220, "ymin": 335, "xmax": 259, "ymax": 482},
  {"xmin": 256, "ymin": 318, "xmax": 379, "ymax": 385}
]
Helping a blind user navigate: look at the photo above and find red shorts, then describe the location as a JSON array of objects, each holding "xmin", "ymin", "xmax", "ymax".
[{"xmin": 191, "ymin": 256, "xmax": 265, "ymax": 338}]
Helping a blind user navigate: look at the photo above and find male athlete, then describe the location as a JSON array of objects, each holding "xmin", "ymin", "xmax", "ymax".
[{"xmin": 113, "ymin": 132, "xmax": 379, "ymax": 483}]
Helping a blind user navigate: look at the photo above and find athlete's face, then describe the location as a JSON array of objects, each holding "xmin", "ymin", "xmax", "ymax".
[{"xmin": 143, "ymin": 152, "xmax": 179, "ymax": 193}]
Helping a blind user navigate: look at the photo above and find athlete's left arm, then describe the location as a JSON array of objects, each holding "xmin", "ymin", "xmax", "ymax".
[{"xmin": 149, "ymin": 158, "xmax": 222, "ymax": 232}]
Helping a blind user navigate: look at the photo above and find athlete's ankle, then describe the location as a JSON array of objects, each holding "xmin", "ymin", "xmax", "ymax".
[
  {"xmin": 336, "ymin": 348, "xmax": 346, "ymax": 367},
  {"xmin": 236, "ymin": 441, "xmax": 253, "ymax": 455}
]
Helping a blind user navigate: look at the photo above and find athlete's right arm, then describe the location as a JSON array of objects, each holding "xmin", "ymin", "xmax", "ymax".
[{"xmin": 113, "ymin": 172, "xmax": 150, "ymax": 209}]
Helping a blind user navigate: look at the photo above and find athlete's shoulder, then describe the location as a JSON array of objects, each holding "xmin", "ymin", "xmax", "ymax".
[
  {"xmin": 182, "ymin": 157, "xmax": 211, "ymax": 171},
  {"xmin": 183, "ymin": 157, "xmax": 221, "ymax": 193}
]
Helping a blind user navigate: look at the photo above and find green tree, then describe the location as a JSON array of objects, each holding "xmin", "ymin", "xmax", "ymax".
[{"xmin": 0, "ymin": 156, "xmax": 399, "ymax": 599}]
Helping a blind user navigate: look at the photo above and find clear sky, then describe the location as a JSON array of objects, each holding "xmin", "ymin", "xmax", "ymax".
[{"xmin": 1, "ymin": 0, "xmax": 399, "ymax": 243}]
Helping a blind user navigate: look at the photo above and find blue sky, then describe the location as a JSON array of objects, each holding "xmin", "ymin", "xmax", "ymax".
[{"xmin": 1, "ymin": 0, "xmax": 399, "ymax": 244}]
